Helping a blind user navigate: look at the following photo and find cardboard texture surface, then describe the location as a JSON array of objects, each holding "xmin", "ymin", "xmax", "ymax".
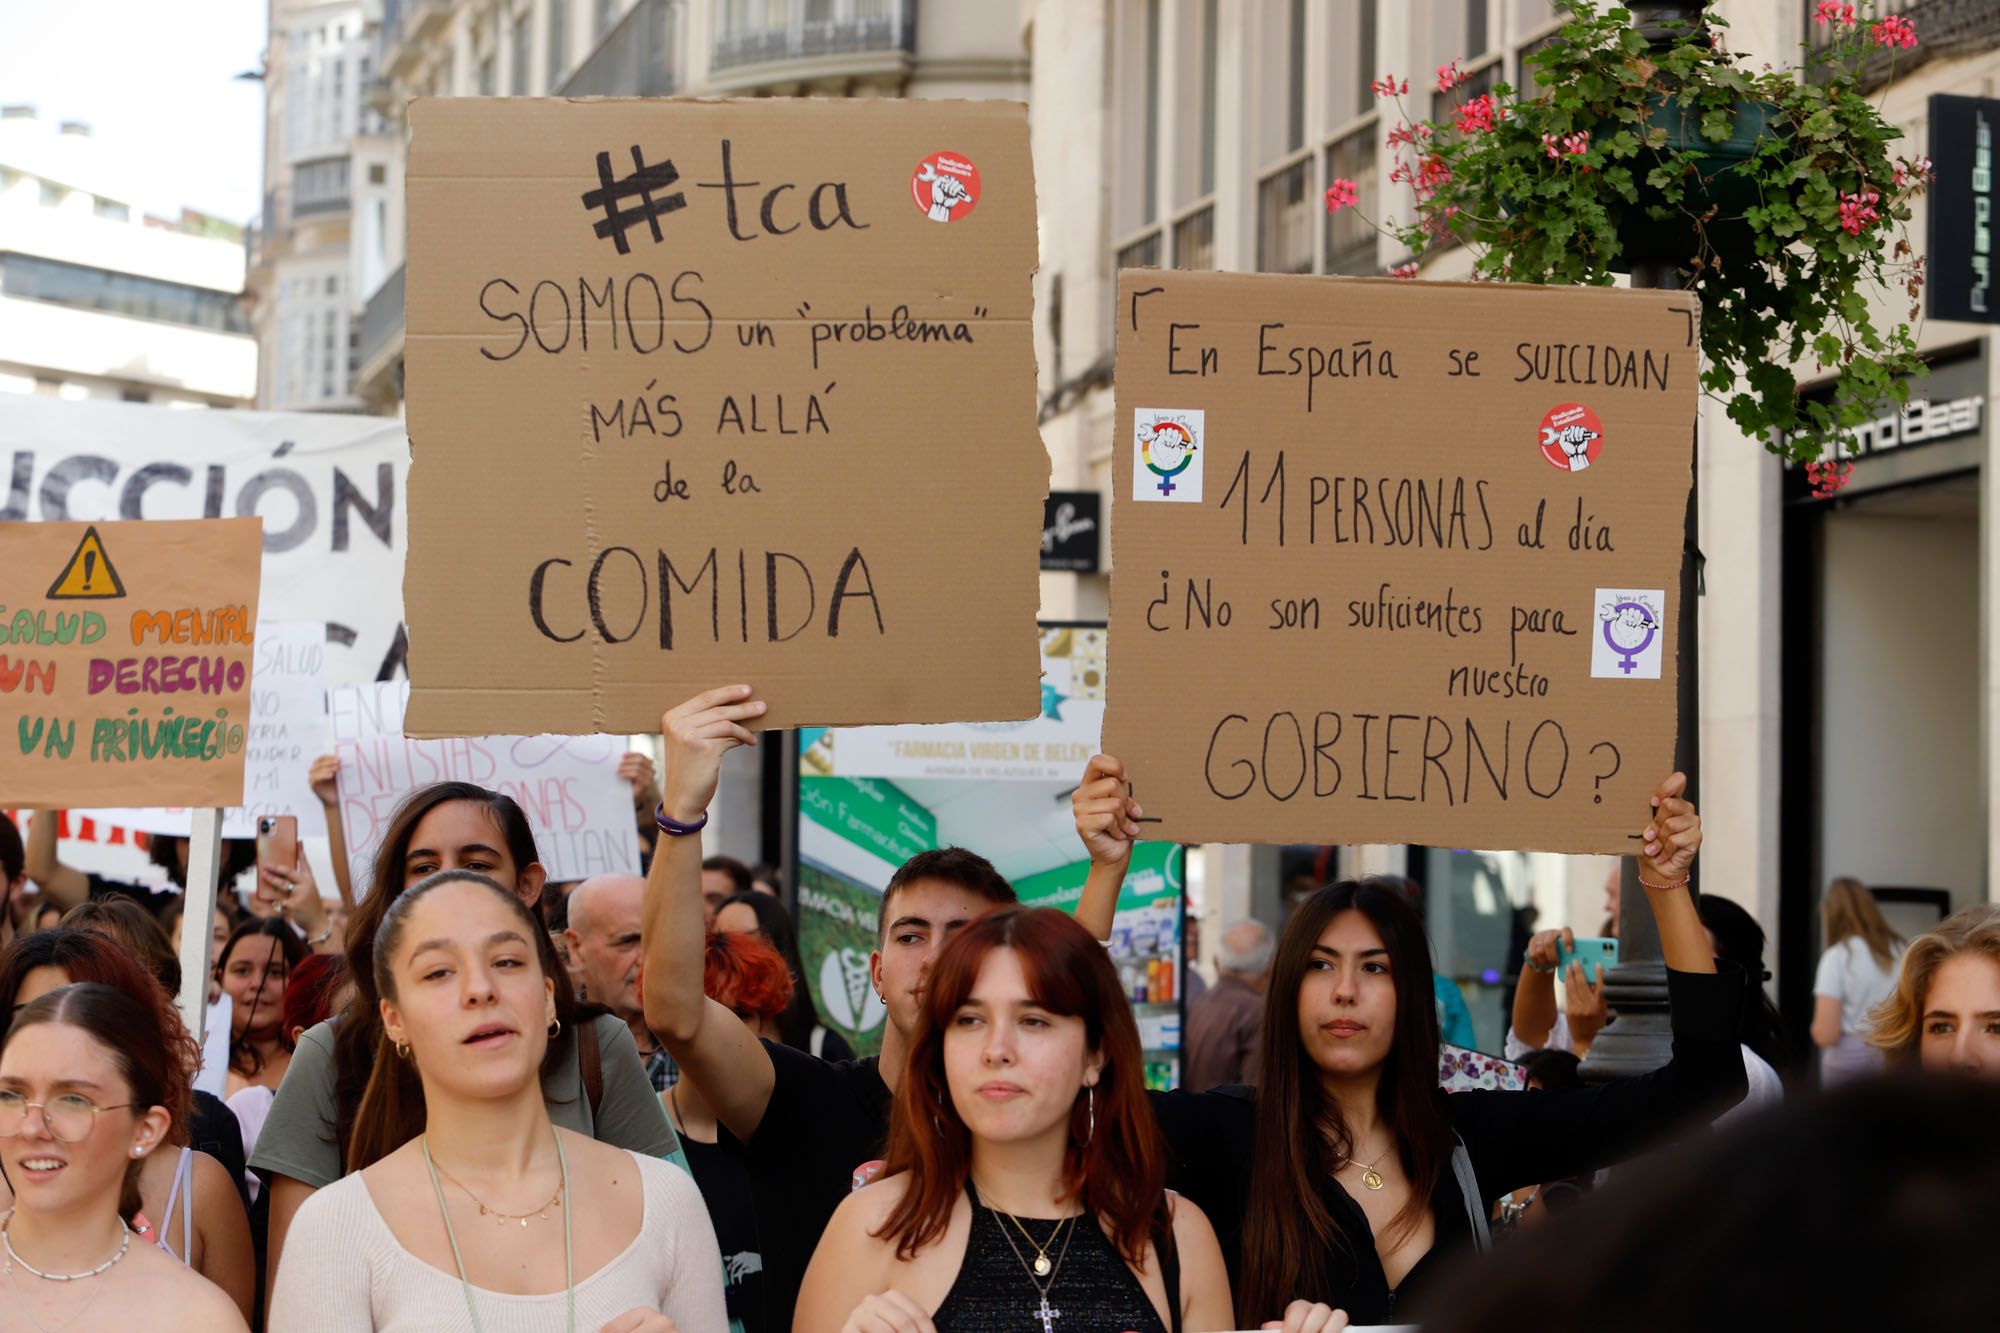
[
  {"xmin": 402, "ymin": 98, "xmax": 1044, "ymax": 737},
  {"xmin": 1103, "ymin": 272, "xmax": 1697, "ymax": 853},
  {"xmin": 0, "ymin": 518, "xmax": 264, "ymax": 810}
]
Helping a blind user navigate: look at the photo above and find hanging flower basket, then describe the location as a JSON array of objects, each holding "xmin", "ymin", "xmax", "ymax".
[{"xmin": 1328, "ymin": 1, "xmax": 1931, "ymax": 469}]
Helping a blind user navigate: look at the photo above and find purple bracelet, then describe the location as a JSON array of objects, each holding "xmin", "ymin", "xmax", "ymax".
[{"xmin": 655, "ymin": 802, "xmax": 709, "ymax": 837}]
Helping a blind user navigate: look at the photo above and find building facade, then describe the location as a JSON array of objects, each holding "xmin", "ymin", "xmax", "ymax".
[
  {"xmin": 249, "ymin": 0, "xmax": 397, "ymax": 412},
  {"xmin": 0, "ymin": 107, "xmax": 254, "ymax": 409}
]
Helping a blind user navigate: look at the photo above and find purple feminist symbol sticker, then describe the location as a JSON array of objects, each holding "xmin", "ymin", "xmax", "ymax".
[{"xmin": 1601, "ymin": 601, "xmax": 1657, "ymax": 675}]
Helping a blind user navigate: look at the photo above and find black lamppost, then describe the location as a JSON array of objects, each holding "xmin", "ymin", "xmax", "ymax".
[{"xmin": 1582, "ymin": 0, "xmax": 1711, "ymax": 1081}]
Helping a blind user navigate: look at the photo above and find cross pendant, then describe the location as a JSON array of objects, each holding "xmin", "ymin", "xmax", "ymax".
[{"xmin": 1034, "ymin": 1292, "xmax": 1061, "ymax": 1333}]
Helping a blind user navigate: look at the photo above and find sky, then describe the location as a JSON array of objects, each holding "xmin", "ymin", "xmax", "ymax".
[{"xmin": 0, "ymin": 1, "xmax": 269, "ymax": 224}]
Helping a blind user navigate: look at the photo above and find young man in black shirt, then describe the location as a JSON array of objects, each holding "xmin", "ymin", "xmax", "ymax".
[{"xmin": 641, "ymin": 686, "xmax": 1143, "ymax": 1333}]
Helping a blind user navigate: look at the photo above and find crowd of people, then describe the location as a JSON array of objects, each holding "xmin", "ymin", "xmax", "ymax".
[{"xmin": 0, "ymin": 684, "xmax": 1994, "ymax": 1330}]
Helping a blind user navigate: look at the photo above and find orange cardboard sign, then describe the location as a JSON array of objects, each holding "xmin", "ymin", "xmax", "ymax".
[
  {"xmin": 1, "ymin": 518, "xmax": 264, "ymax": 810},
  {"xmin": 1103, "ymin": 271, "xmax": 1697, "ymax": 854}
]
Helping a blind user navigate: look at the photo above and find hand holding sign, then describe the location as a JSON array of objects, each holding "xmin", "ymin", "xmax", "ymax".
[
  {"xmin": 1259, "ymin": 1301, "xmax": 1351, "ymax": 1333},
  {"xmin": 1071, "ymin": 753, "xmax": 1144, "ymax": 871},
  {"xmin": 659, "ymin": 686, "xmax": 768, "ymax": 825},
  {"xmin": 1638, "ymin": 771, "xmax": 1700, "ymax": 882}
]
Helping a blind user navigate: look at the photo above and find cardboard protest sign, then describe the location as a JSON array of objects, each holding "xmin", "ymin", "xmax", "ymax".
[
  {"xmin": 329, "ymin": 680, "xmax": 639, "ymax": 889},
  {"xmin": 0, "ymin": 518, "xmax": 263, "ymax": 810},
  {"xmin": 1103, "ymin": 272, "xmax": 1697, "ymax": 853},
  {"xmin": 0, "ymin": 397, "xmax": 409, "ymax": 688},
  {"xmin": 401, "ymin": 98, "xmax": 1044, "ymax": 737},
  {"xmin": 79, "ymin": 621, "xmax": 330, "ymax": 839}
]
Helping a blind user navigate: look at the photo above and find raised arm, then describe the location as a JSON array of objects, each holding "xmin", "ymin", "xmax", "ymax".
[
  {"xmin": 307, "ymin": 755, "xmax": 354, "ymax": 910},
  {"xmin": 1509, "ymin": 927, "xmax": 1570, "ymax": 1051},
  {"xmin": 22, "ymin": 810, "xmax": 89, "ymax": 909},
  {"xmin": 639, "ymin": 685, "xmax": 778, "ymax": 1144},
  {"xmin": 1070, "ymin": 753, "xmax": 1144, "ymax": 941}
]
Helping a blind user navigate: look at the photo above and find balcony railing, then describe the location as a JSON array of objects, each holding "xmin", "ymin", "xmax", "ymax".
[
  {"xmin": 1256, "ymin": 154, "xmax": 1314, "ymax": 275},
  {"xmin": 559, "ymin": 0, "xmax": 679, "ymax": 96},
  {"xmin": 1323, "ymin": 128, "xmax": 1378, "ymax": 276},
  {"xmin": 1115, "ymin": 229, "xmax": 1162, "ymax": 273},
  {"xmin": 1171, "ymin": 203, "xmax": 1216, "ymax": 271},
  {"xmin": 712, "ymin": 0, "xmax": 914, "ymax": 74},
  {"xmin": 1809, "ymin": 0, "xmax": 2000, "ymax": 90}
]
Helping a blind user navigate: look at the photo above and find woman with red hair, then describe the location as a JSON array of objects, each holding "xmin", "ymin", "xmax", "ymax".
[{"xmin": 797, "ymin": 906, "xmax": 1234, "ymax": 1332}]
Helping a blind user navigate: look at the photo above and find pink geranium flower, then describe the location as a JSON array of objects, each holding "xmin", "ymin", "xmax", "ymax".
[
  {"xmin": 1453, "ymin": 93, "xmax": 1501, "ymax": 135},
  {"xmin": 1813, "ymin": 2, "xmax": 1856, "ymax": 27},
  {"xmin": 1871, "ymin": 14, "xmax": 1917, "ymax": 48},
  {"xmin": 1837, "ymin": 189, "xmax": 1881, "ymax": 235},
  {"xmin": 1324, "ymin": 178, "xmax": 1361, "ymax": 213}
]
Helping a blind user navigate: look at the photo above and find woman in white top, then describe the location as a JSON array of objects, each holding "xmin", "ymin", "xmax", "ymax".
[
  {"xmin": 270, "ymin": 870, "xmax": 725, "ymax": 1332},
  {"xmin": 0, "ymin": 982, "xmax": 247, "ymax": 1333},
  {"xmin": 1810, "ymin": 878, "xmax": 1903, "ymax": 1084}
]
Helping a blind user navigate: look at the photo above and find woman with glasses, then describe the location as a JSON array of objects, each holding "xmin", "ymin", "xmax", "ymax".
[
  {"xmin": 0, "ymin": 981, "xmax": 248, "ymax": 1331},
  {"xmin": 0, "ymin": 928, "xmax": 257, "ymax": 1321}
]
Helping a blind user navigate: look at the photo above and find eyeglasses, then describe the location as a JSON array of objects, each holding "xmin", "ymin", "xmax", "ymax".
[{"xmin": 0, "ymin": 1092, "xmax": 137, "ymax": 1144}]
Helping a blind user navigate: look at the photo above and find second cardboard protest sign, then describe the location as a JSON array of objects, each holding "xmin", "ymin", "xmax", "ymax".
[
  {"xmin": 402, "ymin": 99, "xmax": 1045, "ymax": 737},
  {"xmin": 0, "ymin": 518, "xmax": 263, "ymax": 811},
  {"xmin": 1103, "ymin": 272, "xmax": 1698, "ymax": 854}
]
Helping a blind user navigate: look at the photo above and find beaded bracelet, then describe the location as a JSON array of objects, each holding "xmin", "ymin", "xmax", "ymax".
[{"xmin": 1637, "ymin": 874, "xmax": 1689, "ymax": 892}]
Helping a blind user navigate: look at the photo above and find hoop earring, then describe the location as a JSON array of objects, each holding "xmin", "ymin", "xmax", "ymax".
[
  {"xmin": 394, "ymin": 1040, "xmax": 411, "ymax": 1060},
  {"xmin": 548, "ymin": 1016, "xmax": 562, "ymax": 1040},
  {"xmin": 1087, "ymin": 1085, "xmax": 1096, "ymax": 1144}
]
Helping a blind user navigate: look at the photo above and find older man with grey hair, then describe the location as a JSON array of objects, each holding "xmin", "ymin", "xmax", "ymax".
[
  {"xmin": 565, "ymin": 872, "xmax": 678, "ymax": 1091},
  {"xmin": 1183, "ymin": 918, "xmax": 1274, "ymax": 1090}
]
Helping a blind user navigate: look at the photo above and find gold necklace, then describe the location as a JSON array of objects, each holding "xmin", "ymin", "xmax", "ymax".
[
  {"xmin": 426, "ymin": 1151, "xmax": 566, "ymax": 1227},
  {"xmin": 1337, "ymin": 1145, "xmax": 1392, "ymax": 1191},
  {"xmin": 999, "ymin": 1209, "xmax": 1074, "ymax": 1278},
  {"xmin": 972, "ymin": 1180, "xmax": 1079, "ymax": 1277}
]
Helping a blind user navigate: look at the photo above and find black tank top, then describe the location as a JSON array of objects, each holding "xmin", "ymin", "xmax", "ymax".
[{"xmin": 931, "ymin": 1181, "xmax": 1175, "ymax": 1333}]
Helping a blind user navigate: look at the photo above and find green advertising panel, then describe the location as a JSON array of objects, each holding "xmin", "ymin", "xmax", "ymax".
[{"xmin": 795, "ymin": 860, "xmax": 891, "ymax": 1055}]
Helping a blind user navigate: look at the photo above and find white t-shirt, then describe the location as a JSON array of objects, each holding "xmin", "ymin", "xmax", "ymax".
[{"xmin": 1813, "ymin": 936, "xmax": 1903, "ymax": 1037}]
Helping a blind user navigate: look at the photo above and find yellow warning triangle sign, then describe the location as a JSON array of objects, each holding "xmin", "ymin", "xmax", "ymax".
[{"xmin": 46, "ymin": 525, "xmax": 127, "ymax": 600}]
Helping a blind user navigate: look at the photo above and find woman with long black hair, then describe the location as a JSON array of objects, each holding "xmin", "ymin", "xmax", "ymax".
[{"xmin": 1073, "ymin": 766, "xmax": 1745, "ymax": 1329}]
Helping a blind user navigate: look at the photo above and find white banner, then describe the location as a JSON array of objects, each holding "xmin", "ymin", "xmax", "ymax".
[
  {"xmin": 808, "ymin": 625, "xmax": 1106, "ymax": 782},
  {"xmin": 0, "ymin": 397, "xmax": 408, "ymax": 689},
  {"xmin": 78, "ymin": 621, "xmax": 330, "ymax": 840},
  {"xmin": 329, "ymin": 681, "xmax": 639, "ymax": 890}
]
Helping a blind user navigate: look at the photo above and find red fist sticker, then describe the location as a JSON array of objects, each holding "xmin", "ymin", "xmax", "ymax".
[
  {"xmin": 911, "ymin": 151, "xmax": 980, "ymax": 223},
  {"xmin": 1540, "ymin": 403, "xmax": 1605, "ymax": 473}
]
